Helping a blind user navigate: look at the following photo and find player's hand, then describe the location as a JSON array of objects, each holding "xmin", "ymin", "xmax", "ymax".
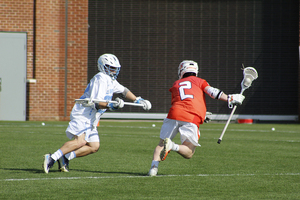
[
  {"xmin": 228, "ymin": 94, "xmax": 245, "ymax": 108},
  {"xmin": 204, "ymin": 112, "xmax": 212, "ymax": 123},
  {"xmin": 82, "ymin": 98, "xmax": 97, "ymax": 109},
  {"xmin": 108, "ymin": 97, "xmax": 124, "ymax": 111},
  {"xmin": 134, "ymin": 97, "xmax": 152, "ymax": 111}
]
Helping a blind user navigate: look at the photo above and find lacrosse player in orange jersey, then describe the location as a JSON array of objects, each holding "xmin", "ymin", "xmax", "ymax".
[{"xmin": 148, "ymin": 60, "xmax": 245, "ymax": 176}]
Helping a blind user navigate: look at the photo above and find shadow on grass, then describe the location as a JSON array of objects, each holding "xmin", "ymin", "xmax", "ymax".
[
  {"xmin": 0, "ymin": 168, "xmax": 147, "ymax": 176},
  {"xmin": 0, "ymin": 168, "xmax": 60, "ymax": 174}
]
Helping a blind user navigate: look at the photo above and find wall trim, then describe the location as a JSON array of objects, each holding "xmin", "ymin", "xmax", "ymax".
[{"xmin": 101, "ymin": 113, "xmax": 299, "ymax": 122}]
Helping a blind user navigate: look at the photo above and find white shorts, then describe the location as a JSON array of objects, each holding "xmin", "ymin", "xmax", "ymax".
[
  {"xmin": 65, "ymin": 120, "xmax": 100, "ymax": 143},
  {"xmin": 160, "ymin": 118, "xmax": 201, "ymax": 147}
]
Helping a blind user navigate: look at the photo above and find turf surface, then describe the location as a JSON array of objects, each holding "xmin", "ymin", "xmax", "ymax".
[{"xmin": 0, "ymin": 121, "xmax": 299, "ymax": 199}]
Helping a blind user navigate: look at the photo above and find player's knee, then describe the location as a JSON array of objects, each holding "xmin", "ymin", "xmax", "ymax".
[
  {"xmin": 185, "ymin": 153, "xmax": 194, "ymax": 159},
  {"xmin": 90, "ymin": 143, "xmax": 100, "ymax": 153},
  {"xmin": 77, "ymin": 140, "xmax": 87, "ymax": 148},
  {"xmin": 183, "ymin": 152, "xmax": 194, "ymax": 159},
  {"xmin": 91, "ymin": 146, "xmax": 99, "ymax": 153},
  {"xmin": 75, "ymin": 134, "xmax": 87, "ymax": 147}
]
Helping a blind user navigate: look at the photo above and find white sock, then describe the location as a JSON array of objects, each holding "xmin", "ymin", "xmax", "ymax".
[
  {"xmin": 172, "ymin": 143, "xmax": 179, "ymax": 152},
  {"xmin": 151, "ymin": 160, "xmax": 159, "ymax": 168},
  {"xmin": 65, "ymin": 151, "xmax": 76, "ymax": 161},
  {"xmin": 51, "ymin": 149, "xmax": 63, "ymax": 161}
]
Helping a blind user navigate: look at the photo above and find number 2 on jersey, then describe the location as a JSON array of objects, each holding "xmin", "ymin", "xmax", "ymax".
[{"xmin": 179, "ymin": 81, "xmax": 194, "ymax": 100}]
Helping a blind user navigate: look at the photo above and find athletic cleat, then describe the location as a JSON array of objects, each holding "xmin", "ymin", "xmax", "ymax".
[
  {"xmin": 43, "ymin": 154, "xmax": 55, "ymax": 174},
  {"xmin": 148, "ymin": 166, "xmax": 158, "ymax": 177},
  {"xmin": 160, "ymin": 138, "xmax": 173, "ymax": 161},
  {"xmin": 60, "ymin": 165, "xmax": 69, "ymax": 172},
  {"xmin": 58, "ymin": 155, "xmax": 69, "ymax": 172}
]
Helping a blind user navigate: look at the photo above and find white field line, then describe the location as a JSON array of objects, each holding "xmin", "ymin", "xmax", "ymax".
[{"xmin": 3, "ymin": 173, "xmax": 300, "ymax": 182}]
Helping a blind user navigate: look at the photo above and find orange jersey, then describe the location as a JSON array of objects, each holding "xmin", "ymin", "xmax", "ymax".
[{"xmin": 167, "ymin": 76, "xmax": 209, "ymax": 127}]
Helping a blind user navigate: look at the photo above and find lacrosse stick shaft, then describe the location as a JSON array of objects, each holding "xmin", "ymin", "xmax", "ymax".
[
  {"xmin": 75, "ymin": 99, "xmax": 144, "ymax": 107},
  {"xmin": 102, "ymin": 100, "xmax": 144, "ymax": 107},
  {"xmin": 218, "ymin": 87, "xmax": 245, "ymax": 144},
  {"xmin": 217, "ymin": 105, "xmax": 237, "ymax": 144},
  {"xmin": 123, "ymin": 102, "xmax": 144, "ymax": 107}
]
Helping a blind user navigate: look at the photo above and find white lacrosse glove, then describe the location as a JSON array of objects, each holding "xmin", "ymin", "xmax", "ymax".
[
  {"xmin": 108, "ymin": 97, "xmax": 124, "ymax": 111},
  {"xmin": 81, "ymin": 98, "xmax": 97, "ymax": 109},
  {"xmin": 227, "ymin": 94, "xmax": 245, "ymax": 108},
  {"xmin": 134, "ymin": 97, "xmax": 152, "ymax": 111}
]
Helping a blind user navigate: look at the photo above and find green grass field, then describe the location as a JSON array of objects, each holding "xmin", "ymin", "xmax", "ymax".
[{"xmin": 0, "ymin": 120, "xmax": 299, "ymax": 199}]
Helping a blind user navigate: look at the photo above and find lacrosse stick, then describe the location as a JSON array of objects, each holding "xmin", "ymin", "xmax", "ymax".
[
  {"xmin": 75, "ymin": 99, "xmax": 145, "ymax": 107},
  {"xmin": 217, "ymin": 66, "xmax": 258, "ymax": 144}
]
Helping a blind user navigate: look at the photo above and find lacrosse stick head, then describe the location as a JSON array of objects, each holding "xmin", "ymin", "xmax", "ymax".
[{"xmin": 241, "ymin": 66, "xmax": 258, "ymax": 92}]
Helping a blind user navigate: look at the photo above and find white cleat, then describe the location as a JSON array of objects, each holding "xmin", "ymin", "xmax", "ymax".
[
  {"xmin": 160, "ymin": 138, "xmax": 173, "ymax": 161},
  {"xmin": 58, "ymin": 155, "xmax": 69, "ymax": 172},
  {"xmin": 148, "ymin": 166, "xmax": 158, "ymax": 177},
  {"xmin": 60, "ymin": 165, "xmax": 69, "ymax": 172},
  {"xmin": 42, "ymin": 154, "xmax": 54, "ymax": 174}
]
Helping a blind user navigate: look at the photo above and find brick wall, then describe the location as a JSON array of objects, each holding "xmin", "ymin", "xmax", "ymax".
[{"xmin": 0, "ymin": 0, "xmax": 88, "ymax": 121}]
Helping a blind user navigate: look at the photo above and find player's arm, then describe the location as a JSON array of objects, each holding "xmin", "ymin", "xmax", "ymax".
[
  {"xmin": 218, "ymin": 93, "xmax": 228, "ymax": 102},
  {"xmin": 204, "ymin": 86, "xmax": 227, "ymax": 101},
  {"xmin": 204, "ymin": 86, "xmax": 245, "ymax": 107},
  {"xmin": 122, "ymin": 88, "xmax": 137, "ymax": 102},
  {"xmin": 97, "ymin": 102, "xmax": 109, "ymax": 109},
  {"xmin": 122, "ymin": 87, "xmax": 151, "ymax": 110}
]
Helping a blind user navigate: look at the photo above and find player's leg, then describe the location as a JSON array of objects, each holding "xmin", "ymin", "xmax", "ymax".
[
  {"xmin": 58, "ymin": 142, "xmax": 100, "ymax": 172},
  {"xmin": 73, "ymin": 141, "xmax": 100, "ymax": 157},
  {"xmin": 73, "ymin": 130, "xmax": 100, "ymax": 157},
  {"xmin": 58, "ymin": 154, "xmax": 70, "ymax": 172},
  {"xmin": 43, "ymin": 133, "xmax": 86, "ymax": 173},
  {"xmin": 161, "ymin": 121, "xmax": 200, "ymax": 160},
  {"xmin": 57, "ymin": 133, "xmax": 87, "ymax": 172},
  {"xmin": 176, "ymin": 140, "xmax": 196, "ymax": 159},
  {"xmin": 59, "ymin": 133, "xmax": 87, "ymax": 155},
  {"xmin": 59, "ymin": 130, "xmax": 100, "ymax": 172},
  {"xmin": 148, "ymin": 139, "xmax": 164, "ymax": 176},
  {"xmin": 148, "ymin": 118, "xmax": 179, "ymax": 176},
  {"xmin": 174, "ymin": 121, "xmax": 200, "ymax": 159},
  {"xmin": 160, "ymin": 138, "xmax": 196, "ymax": 160},
  {"xmin": 152, "ymin": 139, "xmax": 164, "ymax": 161}
]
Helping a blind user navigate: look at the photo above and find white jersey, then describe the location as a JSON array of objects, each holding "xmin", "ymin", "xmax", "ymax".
[{"xmin": 70, "ymin": 72, "xmax": 125, "ymax": 125}]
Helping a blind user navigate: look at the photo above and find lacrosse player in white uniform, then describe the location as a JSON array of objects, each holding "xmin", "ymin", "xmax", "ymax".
[{"xmin": 43, "ymin": 53, "xmax": 151, "ymax": 173}]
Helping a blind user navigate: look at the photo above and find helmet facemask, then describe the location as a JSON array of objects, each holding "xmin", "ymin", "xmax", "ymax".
[{"xmin": 103, "ymin": 64, "xmax": 120, "ymax": 80}]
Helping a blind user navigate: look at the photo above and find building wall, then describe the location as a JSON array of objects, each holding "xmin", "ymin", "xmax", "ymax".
[
  {"xmin": 0, "ymin": 1, "xmax": 34, "ymax": 77},
  {"xmin": 0, "ymin": 0, "xmax": 299, "ymax": 121},
  {"xmin": 0, "ymin": 0, "xmax": 88, "ymax": 121},
  {"xmin": 88, "ymin": 0, "xmax": 299, "ymax": 117}
]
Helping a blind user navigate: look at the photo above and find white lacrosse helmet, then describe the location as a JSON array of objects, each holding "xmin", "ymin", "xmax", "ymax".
[
  {"xmin": 97, "ymin": 54, "xmax": 121, "ymax": 80},
  {"xmin": 178, "ymin": 60, "xmax": 198, "ymax": 79}
]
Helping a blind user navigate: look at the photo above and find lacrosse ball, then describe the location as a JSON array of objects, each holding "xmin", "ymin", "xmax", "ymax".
[
  {"xmin": 152, "ymin": 124, "xmax": 156, "ymax": 127},
  {"xmin": 243, "ymin": 78, "xmax": 252, "ymax": 86},
  {"xmin": 42, "ymin": 122, "xmax": 45, "ymax": 126},
  {"xmin": 271, "ymin": 127, "xmax": 275, "ymax": 131}
]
